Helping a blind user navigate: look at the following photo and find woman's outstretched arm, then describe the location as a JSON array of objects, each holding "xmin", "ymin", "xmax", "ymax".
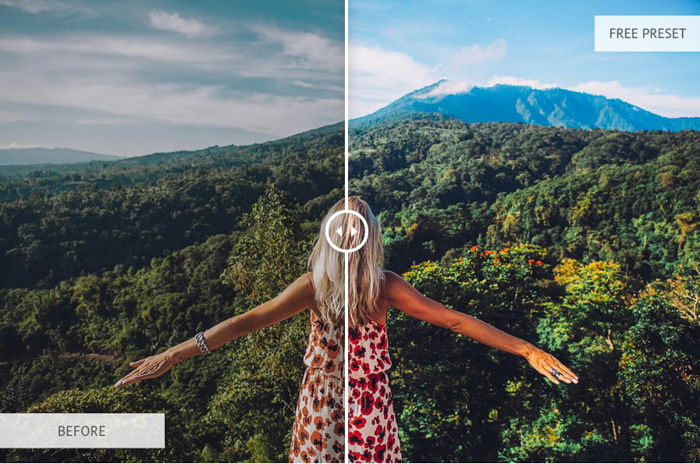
[
  {"xmin": 384, "ymin": 271, "xmax": 578, "ymax": 385},
  {"xmin": 114, "ymin": 272, "xmax": 315, "ymax": 387}
]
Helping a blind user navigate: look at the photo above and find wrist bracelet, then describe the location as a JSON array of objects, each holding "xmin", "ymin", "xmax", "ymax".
[{"xmin": 195, "ymin": 331, "xmax": 211, "ymax": 355}]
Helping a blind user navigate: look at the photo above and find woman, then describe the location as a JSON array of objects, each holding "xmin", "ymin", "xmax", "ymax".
[
  {"xmin": 114, "ymin": 198, "xmax": 354, "ymax": 463},
  {"xmin": 343, "ymin": 197, "xmax": 579, "ymax": 463}
]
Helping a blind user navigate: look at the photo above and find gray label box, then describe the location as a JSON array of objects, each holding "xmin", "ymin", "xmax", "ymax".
[{"xmin": 0, "ymin": 413, "xmax": 165, "ymax": 448}]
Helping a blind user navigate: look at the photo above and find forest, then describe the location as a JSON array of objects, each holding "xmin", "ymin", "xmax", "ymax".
[
  {"xmin": 350, "ymin": 117, "xmax": 700, "ymax": 462},
  {"xmin": 1, "ymin": 115, "xmax": 698, "ymax": 462},
  {"xmin": 0, "ymin": 124, "xmax": 343, "ymax": 462}
]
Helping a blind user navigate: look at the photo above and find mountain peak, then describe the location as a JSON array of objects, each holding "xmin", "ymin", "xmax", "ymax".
[{"xmin": 353, "ymin": 82, "xmax": 700, "ymax": 132}]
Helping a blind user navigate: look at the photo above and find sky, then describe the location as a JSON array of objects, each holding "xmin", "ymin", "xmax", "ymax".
[
  {"xmin": 349, "ymin": 0, "xmax": 700, "ymax": 118},
  {"xmin": 0, "ymin": 0, "xmax": 343, "ymax": 156}
]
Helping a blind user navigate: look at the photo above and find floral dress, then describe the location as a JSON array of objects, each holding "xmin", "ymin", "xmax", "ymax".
[
  {"xmin": 289, "ymin": 316, "xmax": 345, "ymax": 463},
  {"xmin": 348, "ymin": 320, "xmax": 402, "ymax": 462}
]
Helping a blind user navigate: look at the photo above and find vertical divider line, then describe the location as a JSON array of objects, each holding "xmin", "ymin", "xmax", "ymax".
[
  {"xmin": 344, "ymin": 0, "xmax": 349, "ymax": 212},
  {"xmin": 343, "ymin": 0, "xmax": 350, "ymax": 462},
  {"xmin": 344, "ymin": 251, "xmax": 349, "ymax": 463}
]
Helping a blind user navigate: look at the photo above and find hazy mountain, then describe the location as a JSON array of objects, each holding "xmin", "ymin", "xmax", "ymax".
[
  {"xmin": 0, "ymin": 147, "xmax": 120, "ymax": 165},
  {"xmin": 352, "ymin": 80, "xmax": 700, "ymax": 132}
]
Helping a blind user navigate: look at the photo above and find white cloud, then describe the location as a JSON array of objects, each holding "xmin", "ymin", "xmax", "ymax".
[
  {"xmin": 422, "ymin": 76, "xmax": 700, "ymax": 118},
  {"xmin": 0, "ymin": 0, "xmax": 52, "ymax": 13},
  {"xmin": 292, "ymin": 80, "xmax": 316, "ymax": 89},
  {"xmin": 486, "ymin": 75, "xmax": 557, "ymax": 89},
  {"xmin": 0, "ymin": 24, "xmax": 343, "ymax": 143},
  {"xmin": 448, "ymin": 39, "xmax": 507, "ymax": 69},
  {"xmin": 418, "ymin": 75, "xmax": 556, "ymax": 99},
  {"xmin": 0, "ymin": 142, "xmax": 53, "ymax": 149},
  {"xmin": 0, "ymin": 110, "xmax": 31, "ymax": 122},
  {"xmin": 352, "ymin": 54, "xmax": 700, "ymax": 118},
  {"xmin": 291, "ymin": 80, "xmax": 344, "ymax": 93},
  {"xmin": 149, "ymin": 10, "xmax": 211, "ymax": 37},
  {"xmin": 483, "ymin": 77, "xmax": 700, "ymax": 118},
  {"xmin": 252, "ymin": 25, "xmax": 343, "ymax": 72},
  {"xmin": 350, "ymin": 40, "xmax": 509, "ymax": 117},
  {"xmin": 0, "ymin": 10, "xmax": 342, "ymax": 153},
  {"xmin": 419, "ymin": 81, "xmax": 473, "ymax": 98},
  {"xmin": 349, "ymin": 38, "xmax": 699, "ymax": 119},
  {"xmin": 349, "ymin": 44, "xmax": 436, "ymax": 117},
  {"xmin": 0, "ymin": 36, "xmax": 236, "ymax": 64},
  {"xmin": 0, "ymin": 72, "xmax": 342, "ymax": 136},
  {"xmin": 417, "ymin": 76, "xmax": 556, "ymax": 99},
  {"xmin": 569, "ymin": 80, "xmax": 700, "ymax": 118},
  {"xmin": 0, "ymin": 33, "xmax": 342, "ymax": 82},
  {"xmin": 0, "ymin": 0, "xmax": 87, "ymax": 14}
]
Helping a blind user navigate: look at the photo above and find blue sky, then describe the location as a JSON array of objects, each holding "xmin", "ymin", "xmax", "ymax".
[
  {"xmin": 349, "ymin": 0, "xmax": 700, "ymax": 118},
  {"xmin": 3, "ymin": 1, "xmax": 698, "ymax": 155},
  {"xmin": 0, "ymin": 0, "xmax": 343, "ymax": 156}
]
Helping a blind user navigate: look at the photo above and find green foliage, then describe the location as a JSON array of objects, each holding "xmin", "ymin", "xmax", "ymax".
[
  {"xmin": 394, "ymin": 245, "xmax": 551, "ymax": 461},
  {"xmin": 0, "ymin": 124, "xmax": 342, "ymax": 288},
  {"xmin": 4, "ymin": 385, "xmax": 195, "ymax": 463},
  {"xmin": 0, "ymin": 131, "xmax": 339, "ymax": 462},
  {"xmin": 222, "ymin": 185, "xmax": 310, "ymax": 306},
  {"xmin": 350, "ymin": 118, "xmax": 700, "ymax": 278},
  {"xmin": 205, "ymin": 186, "xmax": 313, "ymax": 463},
  {"xmin": 349, "ymin": 117, "xmax": 700, "ymax": 462},
  {"xmin": 488, "ymin": 143, "xmax": 700, "ymax": 278},
  {"xmin": 396, "ymin": 251, "xmax": 700, "ymax": 462},
  {"xmin": 3, "ymin": 116, "xmax": 699, "ymax": 462}
]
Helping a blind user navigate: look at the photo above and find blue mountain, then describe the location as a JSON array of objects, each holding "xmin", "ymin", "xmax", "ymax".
[
  {"xmin": 0, "ymin": 147, "xmax": 120, "ymax": 165},
  {"xmin": 352, "ymin": 80, "xmax": 700, "ymax": 132}
]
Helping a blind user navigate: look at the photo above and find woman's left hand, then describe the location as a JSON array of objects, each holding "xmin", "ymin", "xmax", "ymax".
[
  {"xmin": 525, "ymin": 346, "xmax": 579, "ymax": 385},
  {"xmin": 114, "ymin": 351, "xmax": 176, "ymax": 387}
]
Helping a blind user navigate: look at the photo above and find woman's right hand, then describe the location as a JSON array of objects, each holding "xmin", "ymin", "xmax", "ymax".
[
  {"xmin": 525, "ymin": 346, "xmax": 579, "ymax": 385},
  {"xmin": 114, "ymin": 351, "xmax": 176, "ymax": 387}
]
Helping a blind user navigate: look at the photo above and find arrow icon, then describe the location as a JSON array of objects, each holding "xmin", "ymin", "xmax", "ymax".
[
  {"xmin": 335, "ymin": 225, "xmax": 359, "ymax": 238},
  {"xmin": 323, "ymin": 210, "xmax": 369, "ymax": 253}
]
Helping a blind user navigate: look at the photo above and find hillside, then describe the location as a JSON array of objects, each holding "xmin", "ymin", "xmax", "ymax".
[
  {"xmin": 0, "ymin": 122, "xmax": 343, "ymax": 196},
  {"xmin": 1, "ymin": 117, "xmax": 699, "ymax": 463},
  {"xmin": 0, "ymin": 119, "xmax": 343, "ymax": 462},
  {"xmin": 349, "ymin": 117, "xmax": 700, "ymax": 277},
  {"xmin": 352, "ymin": 81, "xmax": 700, "ymax": 132},
  {"xmin": 348, "ymin": 116, "xmax": 700, "ymax": 462},
  {"xmin": 0, "ymin": 123, "xmax": 343, "ymax": 288},
  {"xmin": 0, "ymin": 147, "xmax": 120, "ymax": 165}
]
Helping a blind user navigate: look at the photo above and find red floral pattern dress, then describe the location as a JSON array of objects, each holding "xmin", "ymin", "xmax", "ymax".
[
  {"xmin": 289, "ymin": 316, "xmax": 345, "ymax": 463},
  {"xmin": 348, "ymin": 320, "xmax": 402, "ymax": 462}
]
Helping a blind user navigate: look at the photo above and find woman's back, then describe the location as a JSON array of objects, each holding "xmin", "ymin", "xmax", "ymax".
[
  {"xmin": 289, "ymin": 313, "xmax": 345, "ymax": 463},
  {"xmin": 349, "ymin": 319, "xmax": 392, "ymax": 378},
  {"xmin": 347, "ymin": 296, "xmax": 401, "ymax": 463},
  {"xmin": 304, "ymin": 315, "xmax": 344, "ymax": 377}
]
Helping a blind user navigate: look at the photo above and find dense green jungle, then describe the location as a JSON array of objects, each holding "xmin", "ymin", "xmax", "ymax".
[{"xmin": 1, "ymin": 116, "xmax": 698, "ymax": 462}]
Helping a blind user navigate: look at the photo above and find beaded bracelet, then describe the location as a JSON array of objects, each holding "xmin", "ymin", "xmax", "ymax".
[{"xmin": 195, "ymin": 331, "xmax": 211, "ymax": 355}]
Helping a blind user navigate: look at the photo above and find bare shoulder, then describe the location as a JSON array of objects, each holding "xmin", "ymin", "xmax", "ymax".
[
  {"xmin": 381, "ymin": 269, "xmax": 445, "ymax": 319},
  {"xmin": 382, "ymin": 270, "xmax": 403, "ymax": 285},
  {"xmin": 298, "ymin": 271, "xmax": 314, "ymax": 286},
  {"xmin": 273, "ymin": 272, "xmax": 315, "ymax": 304},
  {"xmin": 382, "ymin": 270, "xmax": 410, "ymax": 298},
  {"xmin": 295, "ymin": 272, "xmax": 315, "ymax": 295}
]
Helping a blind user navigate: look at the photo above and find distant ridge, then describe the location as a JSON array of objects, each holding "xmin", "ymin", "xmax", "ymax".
[
  {"xmin": 351, "ymin": 80, "xmax": 700, "ymax": 132},
  {"xmin": 0, "ymin": 147, "xmax": 120, "ymax": 165}
]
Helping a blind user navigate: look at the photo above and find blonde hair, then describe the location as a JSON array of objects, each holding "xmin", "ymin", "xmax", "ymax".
[{"xmin": 308, "ymin": 196, "xmax": 385, "ymax": 327}]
